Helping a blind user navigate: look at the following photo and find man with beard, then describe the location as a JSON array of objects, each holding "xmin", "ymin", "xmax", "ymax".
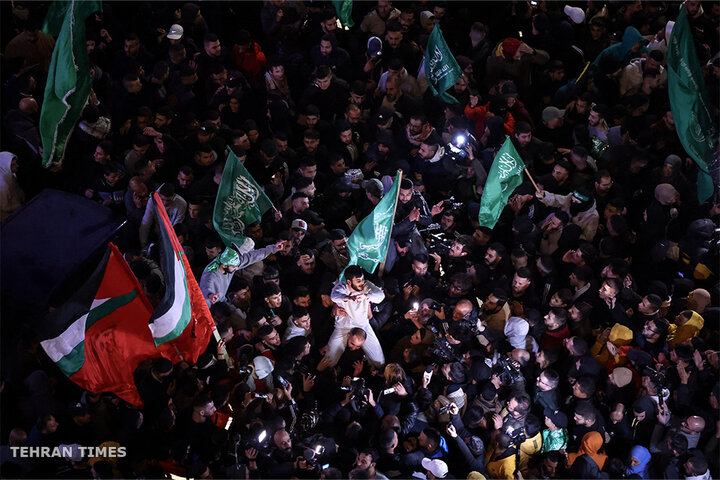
[
  {"xmin": 535, "ymin": 186, "xmax": 599, "ymax": 241},
  {"xmin": 480, "ymin": 289, "xmax": 511, "ymax": 334},
  {"xmin": 474, "ymin": 242, "xmax": 513, "ymax": 298},
  {"xmin": 319, "ymin": 229, "xmax": 351, "ymax": 274},
  {"xmin": 326, "ymin": 265, "xmax": 386, "ymax": 367},
  {"xmin": 396, "ymin": 114, "xmax": 435, "ymax": 158}
]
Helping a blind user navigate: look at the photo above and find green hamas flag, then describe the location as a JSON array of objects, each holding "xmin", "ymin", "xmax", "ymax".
[
  {"xmin": 39, "ymin": 0, "xmax": 102, "ymax": 168},
  {"xmin": 213, "ymin": 149, "xmax": 275, "ymax": 246},
  {"xmin": 346, "ymin": 173, "xmax": 401, "ymax": 275},
  {"xmin": 425, "ymin": 23, "xmax": 462, "ymax": 104},
  {"xmin": 478, "ymin": 137, "xmax": 526, "ymax": 229},
  {"xmin": 332, "ymin": 0, "xmax": 354, "ymax": 28},
  {"xmin": 667, "ymin": 7, "xmax": 718, "ymax": 203}
]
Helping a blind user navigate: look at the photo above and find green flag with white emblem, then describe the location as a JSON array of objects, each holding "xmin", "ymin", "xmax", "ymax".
[
  {"xmin": 346, "ymin": 172, "xmax": 401, "ymax": 275},
  {"xmin": 478, "ymin": 137, "xmax": 526, "ymax": 229},
  {"xmin": 213, "ymin": 148, "xmax": 275, "ymax": 246},
  {"xmin": 425, "ymin": 23, "xmax": 462, "ymax": 104},
  {"xmin": 667, "ymin": 7, "xmax": 718, "ymax": 203}
]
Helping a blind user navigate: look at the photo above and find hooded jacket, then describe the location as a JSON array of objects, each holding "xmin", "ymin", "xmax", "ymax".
[
  {"xmin": 593, "ymin": 26, "xmax": 647, "ymax": 67},
  {"xmin": 568, "ymin": 432, "xmax": 607, "ymax": 471},
  {"xmin": 625, "ymin": 445, "xmax": 651, "ymax": 479},
  {"xmin": 668, "ymin": 311, "xmax": 704, "ymax": 348}
]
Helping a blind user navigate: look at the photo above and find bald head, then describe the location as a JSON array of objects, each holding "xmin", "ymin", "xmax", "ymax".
[
  {"xmin": 19, "ymin": 97, "xmax": 38, "ymax": 115},
  {"xmin": 683, "ymin": 415, "xmax": 705, "ymax": 435},
  {"xmin": 453, "ymin": 300, "xmax": 473, "ymax": 321}
]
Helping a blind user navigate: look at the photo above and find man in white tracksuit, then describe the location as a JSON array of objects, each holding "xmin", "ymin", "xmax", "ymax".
[{"xmin": 327, "ymin": 265, "xmax": 386, "ymax": 367}]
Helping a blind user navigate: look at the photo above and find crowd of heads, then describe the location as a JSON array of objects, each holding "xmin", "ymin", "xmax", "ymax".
[{"xmin": 1, "ymin": 0, "xmax": 719, "ymax": 479}]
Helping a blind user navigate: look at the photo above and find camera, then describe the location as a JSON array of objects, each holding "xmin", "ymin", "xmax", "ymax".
[
  {"xmin": 446, "ymin": 131, "xmax": 477, "ymax": 163},
  {"xmin": 429, "ymin": 301, "xmax": 446, "ymax": 312},
  {"xmin": 431, "ymin": 337, "xmax": 462, "ymax": 363},
  {"xmin": 493, "ymin": 357, "xmax": 524, "ymax": 385},
  {"xmin": 421, "ymin": 224, "xmax": 456, "ymax": 255},
  {"xmin": 643, "ymin": 365, "xmax": 669, "ymax": 406},
  {"xmin": 340, "ymin": 377, "xmax": 370, "ymax": 401},
  {"xmin": 299, "ymin": 401, "xmax": 320, "ymax": 433}
]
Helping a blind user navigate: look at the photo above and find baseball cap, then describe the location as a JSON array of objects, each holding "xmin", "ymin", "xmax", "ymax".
[
  {"xmin": 252, "ymin": 356, "xmax": 274, "ymax": 379},
  {"xmin": 367, "ymin": 36, "xmax": 382, "ymax": 57},
  {"xmin": 167, "ymin": 24, "xmax": 184, "ymax": 40},
  {"xmin": 421, "ymin": 458, "xmax": 448, "ymax": 478},
  {"xmin": 564, "ymin": 5, "xmax": 586, "ymax": 24},
  {"xmin": 68, "ymin": 401, "xmax": 89, "ymax": 417},
  {"xmin": 376, "ymin": 107, "xmax": 394, "ymax": 126},
  {"xmin": 543, "ymin": 408, "xmax": 568, "ymax": 428},
  {"xmin": 291, "ymin": 219, "xmax": 308, "ymax": 231},
  {"xmin": 542, "ymin": 106, "xmax": 566, "ymax": 123}
]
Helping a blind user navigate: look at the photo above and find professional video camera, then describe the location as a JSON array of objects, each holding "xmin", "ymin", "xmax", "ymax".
[
  {"xmin": 643, "ymin": 364, "xmax": 669, "ymax": 406},
  {"xmin": 446, "ymin": 131, "xmax": 477, "ymax": 163},
  {"xmin": 299, "ymin": 401, "xmax": 320, "ymax": 433},
  {"xmin": 431, "ymin": 337, "xmax": 463, "ymax": 363},
  {"xmin": 421, "ymin": 224, "xmax": 456, "ymax": 255},
  {"xmin": 340, "ymin": 377, "xmax": 370, "ymax": 411},
  {"xmin": 493, "ymin": 357, "xmax": 524, "ymax": 385}
]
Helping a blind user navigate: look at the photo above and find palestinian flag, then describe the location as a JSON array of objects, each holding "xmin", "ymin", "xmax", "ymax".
[
  {"xmin": 39, "ymin": 243, "xmax": 157, "ymax": 407},
  {"xmin": 150, "ymin": 192, "xmax": 215, "ymax": 363}
]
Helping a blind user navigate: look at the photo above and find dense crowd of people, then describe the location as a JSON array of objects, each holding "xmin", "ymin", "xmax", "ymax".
[{"xmin": 1, "ymin": 1, "xmax": 719, "ymax": 479}]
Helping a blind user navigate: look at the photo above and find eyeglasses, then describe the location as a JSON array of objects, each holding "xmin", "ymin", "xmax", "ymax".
[{"xmin": 643, "ymin": 323, "xmax": 659, "ymax": 335}]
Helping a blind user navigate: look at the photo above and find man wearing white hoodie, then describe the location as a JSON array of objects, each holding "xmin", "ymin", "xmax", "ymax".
[{"xmin": 326, "ymin": 265, "xmax": 386, "ymax": 367}]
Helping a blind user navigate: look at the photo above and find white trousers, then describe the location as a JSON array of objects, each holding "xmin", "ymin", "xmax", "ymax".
[{"xmin": 325, "ymin": 324, "xmax": 385, "ymax": 368}]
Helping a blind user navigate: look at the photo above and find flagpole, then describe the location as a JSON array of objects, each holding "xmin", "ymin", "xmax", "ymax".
[
  {"xmin": 378, "ymin": 170, "xmax": 403, "ymax": 277},
  {"xmin": 524, "ymin": 168, "xmax": 541, "ymax": 194}
]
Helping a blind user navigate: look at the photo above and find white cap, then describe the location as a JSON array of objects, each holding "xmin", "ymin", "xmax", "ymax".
[
  {"xmin": 291, "ymin": 218, "xmax": 308, "ymax": 231},
  {"xmin": 167, "ymin": 24, "xmax": 184, "ymax": 40},
  {"xmin": 564, "ymin": 5, "xmax": 586, "ymax": 24},
  {"xmin": 421, "ymin": 458, "xmax": 448, "ymax": 478},
  {"xmin": 252, "ymin": 355, "xmax": 274, "ymax": 379}
]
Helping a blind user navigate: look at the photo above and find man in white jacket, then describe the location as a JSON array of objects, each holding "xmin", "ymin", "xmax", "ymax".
[{"xmin": 326, "ymin": 265, "xmax": 386, "ymax": 367}]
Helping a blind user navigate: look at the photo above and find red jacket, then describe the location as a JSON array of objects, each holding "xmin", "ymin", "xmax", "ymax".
[
  {"xmin": 540, "ymin": 324, "xmax": 570, "ymax": 351},
  {"xmin": 231, "ymin": 42, "xmax": 267, "ymax": 85}
]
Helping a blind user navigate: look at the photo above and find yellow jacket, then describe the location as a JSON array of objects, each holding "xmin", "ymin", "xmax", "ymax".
[{"xmin": 668, "ymin": 311, "xmax": 704, "ymax": 348}]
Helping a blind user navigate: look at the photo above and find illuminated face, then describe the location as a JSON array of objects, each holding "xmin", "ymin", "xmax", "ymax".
[
  {"xmin": 449, "ymin": 241, "xmax": 465, "ymax": 258},
  {"xmin": 552, "ymin": 165, "xmax": 569, "ymax": 183},
  {"xmin": 263, "ymin": 329, "xmax": 282, "ymax": 347},
  {"xmin": 316, "ymin": 75, "xmax": 332, "ymax": 90},
  {"xmin": 320, "ymin": 39, "xmax": 333, "ymax": 56},
  {"xmin": 598, "ymin": 282, "xmax": 616, "ymax": 300},
  {"xmin": 348, "ymin": 334, "xmax": 365, "ymax": 350},
  {"xmin": 339, "ymin": 129, "xmax": 353, "ymax": 144},
  {"xmin": 94, "ymin": 146, "xmax": 108, "ymax": 163},
  {"xmin": 349, "ymin": 276, "xmax": 365, "ymax": 291},
  {"xmin": 595, "ymin": 176, "xmax": 612, "ymax": 194},
  {"xmin": 271, "ymin": 65, "xmax": 285, "ymax": 80},
  {"xmin": 294, "ymin": 314, "xmax": 311, "ymax": 330},
  {"xmin": 412, "ymin": 260, "xmax": 428, "ymax": 276},
  {"xmin": 399, "ymin": 188, "xmax": 413, "ymax": 204},
  {"xmin": 265, "ymin": 293, "xmax": 283, "ymax": 309},
  {"xmin": 484, "ymin": 248, "xmax": 500, "ymax": 266},
  {"xmin": 332, "ymin": 238, "xmax": 348, "ymax": 254},
  {"xmin": 385, "ymin": 30, "xmax": 402, "ymax": 49},
  {"xmin": 515, "ymin": 132, "xmax": 532, "ymax": 146},
  {"xmin": 304, "ymin": 137, "xmax": 320, "ymax": 152},
  {"xmin": 512, "ymin": 274, "xmax": 530, "ymax": 293},
  {"xmin": 588, "ymin": 110, "xmax": 600, "ymax": 126},
  {"xmin": 177, "ymin": 171, "xmax": 193, "ymax": 188},
  {"xmin": 408, "ymin": 119, "xmax": 423, "ymax": 135},
  {"xmin": 196, "ymin": 151, "xmax": 215, "ymax": 166},
  {"xmin": 377, "ymin": 1, "xmax": 392, "ymax": 18},
  {"xmin": 205, "ymin": 40, "xmax": 221, "ymax": 57},
  {"xmin": 297, "ymin": 255, "xmax": 316, "ymax": 274},
  {"xmin": 229, "ymin": 97, "xmax": 240, "ymax": 112}
]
